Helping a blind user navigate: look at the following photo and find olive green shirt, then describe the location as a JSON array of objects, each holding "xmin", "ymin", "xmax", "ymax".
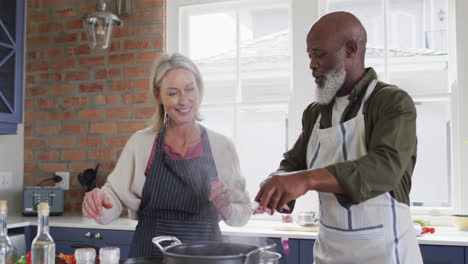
[{"xmin": 278, "ymin": 68, "xmax": 417, "ymax": 207}]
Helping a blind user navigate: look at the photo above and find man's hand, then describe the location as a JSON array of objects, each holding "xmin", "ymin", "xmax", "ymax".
[
  {"xmin": 254, "ymin": 171, "xmax": 310, "ymax": 214},
  {"xmin": 82, "ymin": 188, "xmax": 113, "ymax": 220}
]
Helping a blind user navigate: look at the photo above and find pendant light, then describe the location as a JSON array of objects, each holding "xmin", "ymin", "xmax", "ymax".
[{"xmin": 81, "ymin": 0, "xmax": 122, "ymax": 51}]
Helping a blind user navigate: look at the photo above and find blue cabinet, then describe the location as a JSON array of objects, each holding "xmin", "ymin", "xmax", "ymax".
[
  {"xmin": 0, "ymin": 0, "xmax": 24, "ymax": 134},
  {"xmin": 465, "ymin": 247, "xmax": 468, "ymax": 264},
  {"xmin": 419, "ymin": 245, "xmax": 465, "ymax": 264},
  {"xmin": 299, "ymin": 239, "xmax": 315, "ymax": 264},
  {"xmin": 26, "ymin": 226, "xmax": 134, "ymax": 259},
  {"xmin": 50, "ymin": 227, "xmax": 134, "ymax": 258}
]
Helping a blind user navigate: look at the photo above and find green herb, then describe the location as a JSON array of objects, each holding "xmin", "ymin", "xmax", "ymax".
[{"xmin": 413, "ymin": 219, "xmax": 426, "ymax": 226}]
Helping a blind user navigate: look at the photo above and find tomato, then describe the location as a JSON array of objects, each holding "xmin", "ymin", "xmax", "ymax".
[
  {"xmin": 26, "ymin": 252, "xmax": 31, "ymax": 264},
  {"xmin": 429, "ymin": 227, "xmax": 435, "ymax": 234}
]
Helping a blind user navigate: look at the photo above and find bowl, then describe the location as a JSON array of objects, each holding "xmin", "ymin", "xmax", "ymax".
[
  {"xmin": 452, "ymin": 214, "xmax": 468, "ymax": 230},
  {"xmin": 297, "ymin": 211, "xmax": 318, "ymax": 227}
]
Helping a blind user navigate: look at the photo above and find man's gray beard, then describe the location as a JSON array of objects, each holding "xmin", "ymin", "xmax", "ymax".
[{"xmin": 315, "ymin": 65, "xmax": 346, "ymax": 105}]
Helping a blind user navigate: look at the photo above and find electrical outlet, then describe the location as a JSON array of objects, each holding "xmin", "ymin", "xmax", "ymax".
[
  {"xmin": 0, "ymin": 172, "xmax": 13, "ymax": 189},
  {"xmin": 55, "ymin": 172, "xmax": 70, "ymax": 190}
]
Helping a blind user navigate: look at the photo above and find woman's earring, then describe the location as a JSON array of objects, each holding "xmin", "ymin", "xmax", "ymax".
[{"xmin": 163, "ymin": 112, "xmax": 168, "ymax": 124}]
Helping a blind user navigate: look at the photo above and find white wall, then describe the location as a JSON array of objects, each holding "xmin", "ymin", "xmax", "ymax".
[{"xmin": 0, "ymin": 124, "xmax": 24, "ymax": 215}]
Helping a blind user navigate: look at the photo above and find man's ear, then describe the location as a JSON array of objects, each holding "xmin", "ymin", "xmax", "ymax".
[
  {"xmin": 345, "ymin": 40, "xmax": 358, "ymax": 58},
  {"xmin": 153, "ymin": 89, "xmax": 162, "ymax": 104}
]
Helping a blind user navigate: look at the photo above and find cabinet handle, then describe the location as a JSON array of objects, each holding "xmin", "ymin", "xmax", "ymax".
[
  {"xmin": 94, "ymin": 233, "xmax": 102, "ymax": 239},
  {"xmin": 85, "ymin": 232, "xmax": 92, "ymax": 238}
]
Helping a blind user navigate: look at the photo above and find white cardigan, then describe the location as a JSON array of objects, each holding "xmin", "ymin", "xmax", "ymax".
[{"xmin": 97, "ymin": 126, "xmax": 252, "ymax": 227}]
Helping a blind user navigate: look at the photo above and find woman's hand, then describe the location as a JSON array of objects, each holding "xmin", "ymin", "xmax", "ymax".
[
  {"xmin": 82, "ymin": 188, "xmax": 113, "ymax": 220},
  {"xmin": 209, "ymin": 181, "xmax": 232, "ymax": 219}
]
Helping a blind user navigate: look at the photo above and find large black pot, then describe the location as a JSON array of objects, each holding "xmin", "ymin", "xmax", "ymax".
[{"xmin": 152, "ymin": 236, "xmax": 265, "ymax": 264}]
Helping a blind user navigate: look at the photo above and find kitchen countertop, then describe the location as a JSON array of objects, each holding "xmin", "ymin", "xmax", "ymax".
[{"xmin": 6, "ymin": 214, "xmax": 468, "ymax": 247}]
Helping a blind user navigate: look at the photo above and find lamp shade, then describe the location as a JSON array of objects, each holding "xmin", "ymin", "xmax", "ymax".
[{"xmin": 81, "ymin": 0, "xmax": 122, "ymax": 51}]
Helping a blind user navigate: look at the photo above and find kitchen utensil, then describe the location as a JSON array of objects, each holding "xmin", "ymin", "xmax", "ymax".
[
  {"xmin": 452, "ymin": 214, "xmax": 468, "ymax": 230},
  {"xmin": 243, "ymin": 244, "xmax": 276, "ymax": 263},
  {"xmin": 297, "ymin": 211, "xmax": 318, "ymax": 227},
  {"xmin": 259, "ymin": 251, "xmax": 281, "ymax": 264},
  {"xmin": 152, "ymin": 236, "xmax": 274, "ymax": 264},
  {"xmin": 78, "ymin": 164, "xmax": 99, "ymax": 192}
]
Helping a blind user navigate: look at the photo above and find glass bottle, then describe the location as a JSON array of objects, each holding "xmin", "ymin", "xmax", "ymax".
[
  {"xmin": 31, "ymin": 203, "xmax": 55, "ymax": 264},
  {"xmin": 0, "ymin": 200, "xmax": 13, "ymax": 264}
]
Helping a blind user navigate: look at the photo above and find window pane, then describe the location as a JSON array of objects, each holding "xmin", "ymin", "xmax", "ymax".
[
  {"xmin": 239, "ymin": 7, "xmax": 290, "ymax": 103},
  {"xmin": 388, "ymin": 0, "xmax": 449, "ymax": 96},
  {"xmin": 327, "ymin": 0, "xmax": 386, "ymax": 76},
  {"xmin": 411, "ymin": 101, "xmax": 451, "ymax": 207},
  {"xmin": 237, "ymin": 105, "xmax": 287, "ymax": 197},
  {"xmin": 186, "ymin": 11, "xmax": 238, "ymax": 104},
  {"xmin": 200, "ymin": 107, "xmax": 234, "ymax": 139},
  {"xmin": 182, "ymin": 3, "xmax": 292, "ymax": 203}
]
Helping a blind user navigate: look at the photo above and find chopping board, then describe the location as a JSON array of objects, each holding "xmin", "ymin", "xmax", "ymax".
[{"xmin": 272, "ymin": 226, "xmax": 319, "ymax": 232}]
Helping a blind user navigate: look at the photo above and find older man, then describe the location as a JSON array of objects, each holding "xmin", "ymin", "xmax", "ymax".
[{"xmin": 255, "ymin": 12, "xmax": 423, "ymax": 263}]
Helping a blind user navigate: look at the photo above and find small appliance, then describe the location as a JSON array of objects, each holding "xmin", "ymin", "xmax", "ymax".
[{"xmin": 22, "ymin": 186, "xmax": 64, "ymax": 216}]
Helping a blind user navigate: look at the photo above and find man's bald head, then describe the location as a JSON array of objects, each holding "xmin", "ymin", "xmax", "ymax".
[
  {"xmin": 308, "ymin": 12, "xmax": 367, "ymax": 61},
  {"xmin": 306, "ymin": 12, "xmax": 368, "ymax": 101}
]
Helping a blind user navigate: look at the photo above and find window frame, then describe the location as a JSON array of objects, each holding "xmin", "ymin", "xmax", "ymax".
[{"xmin": 167, "ymin": 0, "xmax": 468, "ymax": 221}]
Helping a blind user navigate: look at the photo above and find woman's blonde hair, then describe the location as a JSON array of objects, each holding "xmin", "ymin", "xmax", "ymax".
[{"xmin": 149, "ymin": 53, "xmax": 204, "ymax": 132}]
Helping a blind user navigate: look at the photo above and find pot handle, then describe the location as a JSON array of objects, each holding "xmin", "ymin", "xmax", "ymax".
[
  {"xmin": 244, "ymin": 243, "xmax": 276, "ymax": 264},
  {"xmin": 152, "ymin": 236, "xmax": 182, "ymax": 253}
]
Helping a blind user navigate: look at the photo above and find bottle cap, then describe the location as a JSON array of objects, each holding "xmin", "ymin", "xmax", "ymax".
[
  {"xmin": 99, "ymin": 247, "xmax": 120, "ymax": 263},
  {"xmin": 75, "ymin": 248, "xmax": 96, "ymax": 263},
  {"xmin": 0, "ymin": 200, "xmax": 7, "ymax": 214},
  {"xmin": 37, "ymin": 202, "xmax": 50, "ymax": 216}
]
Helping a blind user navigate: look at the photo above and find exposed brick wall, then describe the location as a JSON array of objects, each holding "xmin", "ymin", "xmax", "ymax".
[{"xmin": 24, "ymin": 0, "xmax": 165, "ymax": 212}]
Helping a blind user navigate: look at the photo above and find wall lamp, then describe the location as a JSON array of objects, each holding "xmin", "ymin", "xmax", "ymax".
[{"xmin": 82, "ymin": 0, "xmax": 130, "ymax": 51}]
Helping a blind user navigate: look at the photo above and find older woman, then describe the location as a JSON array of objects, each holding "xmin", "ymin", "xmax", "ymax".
[{"xmin": 81, "ymin": 53, "xmax": 251, "ymax": 257}]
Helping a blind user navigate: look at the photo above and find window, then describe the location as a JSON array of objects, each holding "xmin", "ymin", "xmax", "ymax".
[
  {"xmin": 169, "ymin": 0, "xmax": 291, "ymax": 200},
  {"xmin": 327, "ymin": 0, "xmax": 453, "ymax": 210},
  {"xmin": 169, "ymin": 0, "xmax": 468, "ymax": 219}
]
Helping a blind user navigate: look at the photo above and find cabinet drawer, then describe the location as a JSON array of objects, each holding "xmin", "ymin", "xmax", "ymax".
[{"xmin": 91, "ymin": 229, "xmax": 134, "ymax": 246}]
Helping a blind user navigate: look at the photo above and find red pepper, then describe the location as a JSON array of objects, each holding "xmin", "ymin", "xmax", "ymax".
[{"xmin": 26, "ymin": 252, "xmax": 31, "ymax": 264}]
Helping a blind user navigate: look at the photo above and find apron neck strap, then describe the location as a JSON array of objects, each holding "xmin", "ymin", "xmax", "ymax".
[
  {"xmin": 360, "ymin": 79, "xmax": 378, "ymax": 114},
  {"xmin": 157, "ymin": 124, "xmax": 211, "ymax": 155}
]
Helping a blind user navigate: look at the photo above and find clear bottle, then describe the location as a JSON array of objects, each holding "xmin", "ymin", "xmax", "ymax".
[
  {"xmin": 0, "ymin": 200, "xmax": 13, "ymax": 264},
  {"xmin": 31, "ymin": 203, "xmax": 55, "ymax": 264}
]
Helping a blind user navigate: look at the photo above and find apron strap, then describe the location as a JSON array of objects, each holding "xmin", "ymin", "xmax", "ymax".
[{"xmin": 360, "ymin": 79, "xmax": 378, "ymax": 114}]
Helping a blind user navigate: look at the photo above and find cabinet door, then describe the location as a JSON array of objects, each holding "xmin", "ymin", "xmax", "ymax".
[
  {"xmin": 0, "ymin": 0, "xmax": 24, "ymax": 134},
  {"xmin": 465, "ymin": 247, "xmax": 468, "ymax": 264},
  {"xmin": 419, "ymin": 245, "xmax": 465, "ymax": 264},
  {"xmin": 299, "ymin": 240, "xmax": 315, "ymax": 264},
  {"xmin": 50, "ymin": 227, "xmax": 89, "ymax": 255}
]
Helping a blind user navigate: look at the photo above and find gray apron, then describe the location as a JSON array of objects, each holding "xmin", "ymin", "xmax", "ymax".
[
  {"xmin": 307, "ymin": 80, "xmax": 422, "ymax": 264},
  {"xmin": 129, "ymin": 125, "xmax": 222, "ymax": 257}
]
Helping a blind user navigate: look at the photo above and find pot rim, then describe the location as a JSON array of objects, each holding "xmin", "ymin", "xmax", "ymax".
[{"xmin": 161, "ymin": 242, "xmax": 257, "ymax": 259}]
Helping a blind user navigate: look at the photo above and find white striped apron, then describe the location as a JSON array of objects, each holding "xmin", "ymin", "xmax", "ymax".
[
  {"xmin": 129, "ymin": 125, "xmax": 221, "ymax": 257},
  {"xmin": 307, "ymin": 80, "xmax": 422, "ymax": 264}
]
